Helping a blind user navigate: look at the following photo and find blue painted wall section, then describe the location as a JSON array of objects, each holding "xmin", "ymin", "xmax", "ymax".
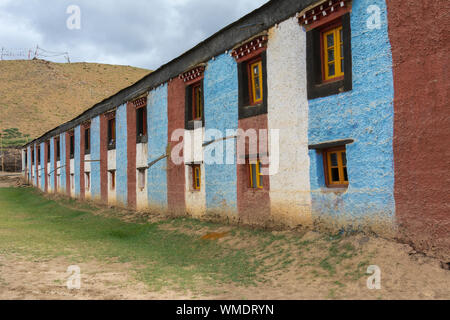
[
  {"xmin": 33, "ymin": 144, "xmax": 37, "ymax": 185},
  {"xmin": 50, "ymin": 137, "xmax": 55, "ymax": 191},
  {"xmin": 147, "ymin": 86, "xmax": 168, "ymax": 211},
  {"xmin": 116, "ymin": 103, "xmax": 128, "ymax": 206},
  {"xmin": 74, "ymin": 126, "xmax": 81, "ymax": 197},
  {"xmin": 90, "ymin": 116, "xmax": 101, "ymax": 200},
  {"xmin": 60, "ymin": 134, "xmax": 66, "ymax": 194},
  {"xmin": 40, "ymin": 142, "xmax": 45, "ymax": 190},
  {"xmin": 203, "ymin": 54, "xmax": 238, "ymax": 215},
  {"xmin": 308, "ymin": 0, "xmax": 395, "ymax": 229}
]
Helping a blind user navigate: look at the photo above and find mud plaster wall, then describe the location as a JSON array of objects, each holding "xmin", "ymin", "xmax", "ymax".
[
  {"xmin": 184, "ymin": 128, "xmax": 206, "ymax": 217},
  {"xmin": 136, "ymin": 142, "xmax": 148, "ymax": 211},
  {"xmin": 49, "ymin": 138, "xmax": 55, "ymax": 192},
  {"xmin": 308, "ymin": 0, "xmax": 395, "ymax": 233},
  {"xmin": 203, "ymin": 53, "xmax": 239, "ymax": 217},
  {"xmin": 39, "ymin": 142, "xmax": 45, "ymax": 191},
  {"xmin": 266, "ymin": 17, "xmax": 312, "ymax": 227},
  {"xmin": 59, "ymin": 134, "xmax": 66, "ymax": 194},
  {"xmin": 74, "ymin": 126, "xmax": 81, "ymax": 197},
  {"xmin": 90, "ymin": 116, "xmax": 101, "ymax": 201},
  {"xmin": 237, "ymin": 114, "xmax": 271, "ymax": 225},
  {"xmin": 167, "ymin": 77, "xmax": 186, "ymax": 216},
  {"xmin": 116, "ymin": 103, "xmax": 128, "ymax": 207},
  {"xmin": 386, "ymin": 0, "xmax": 450, "ymax": 258},
  {"xmin": 147, "ymin": 84, "xmax": 168, "ymax": 213}
]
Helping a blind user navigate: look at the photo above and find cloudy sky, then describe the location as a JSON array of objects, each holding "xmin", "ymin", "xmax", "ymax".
[{"xmin": 0, "ymin": 0, "xmax": 268, "ymax": 70}]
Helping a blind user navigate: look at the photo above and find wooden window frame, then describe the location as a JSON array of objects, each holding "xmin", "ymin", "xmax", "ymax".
[
  {"xmin": 247, "ymin": 57, "xmax": 264, "ymax": 106},
  {"xmin": 192, "ymin": 83, "xmax": 203, "ymax": 121},
  {"xmin": 323, "ymin": 147, "xmax": 349, "ymax": 188},
  {"xmin": 46, "ymin": 141, "xmax": 51, "ymax": 163},
  {"xmin": 32, "ymin": 149, "xmax": 35, "ymax": 165},
  {"xmin": 137, "ymin": 168, "xmax": 146, "ymax": 191},
  {"xmin": 136, "ymin": 105, "xmax": 148, "ymax": 143},
  {"xmin": 248, "ymin": 160, "xmax": 263, "ymax": 189},
  {"xmin": 56, "ymin": 138, "xmax": 60, "ymax": 161},
  {"xmin": 321, "ymin": 22, "xmax": 344, "ymax": 83},
  {"xmin": 107, "ymin": 117, "xmax": 116, "ymax": 150},
  {"xmin": 84, "ymin": 126, "xmax": 91, "ymax": 155},
  {"xmin": 69, "ymin": 131, "xmax": 75, "ymax": 159},
  {"xmin": 85, "ymin": 172, "xmax": 90, "ymax": 191},
  {"xmin": 37, "ymin": 146, "xmax": 41, "ymax": 165},
  {"xmin": 109, "ymin": 170, "xmax": 116, "ymax": 191},
  {"xmin": 192, "ymin": 164, "xmax": 201, "ymax": 191}
]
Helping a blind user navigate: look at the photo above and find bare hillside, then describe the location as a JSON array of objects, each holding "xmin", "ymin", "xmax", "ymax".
[{"xmin": 0, "ymin": 59, "xmax": 150, "ymax": 144}]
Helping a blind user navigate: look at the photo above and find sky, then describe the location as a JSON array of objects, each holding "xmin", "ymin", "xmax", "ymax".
[{"xmin": 0, "ymin": 0, "xmax": 268, "ymax": 70}]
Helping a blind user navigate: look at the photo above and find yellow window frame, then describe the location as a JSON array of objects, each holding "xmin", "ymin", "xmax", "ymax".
[
  {"xmin": 249, "ymin": 60, "xmax": 263, "ymax": 104},
  {"xmin": 323, "ymin": 26, "xmax": 344, "ymax": 81},
  {"xmin": 326, "ymin": 149, "xmax": 349, "ymax": 186},
  {"xmin": 249, "ymin": 160, "xmax": 263, "ymax": 189},
  {"xmin": 193, "ymin": 165, "xmax": 201, "ymax": 190}
]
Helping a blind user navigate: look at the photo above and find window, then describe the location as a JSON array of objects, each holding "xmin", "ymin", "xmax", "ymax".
[
  {"xmin": 324, "ymin": 148, "xmax": 348, "ymax": 187},
  {"xmin": 69, "ymin": 133, "xmax": 75, "ymax": 159},
  {"xmin": 56, "ymin": 138, "xmax": 60, "ymax": 161},
  {"xmin": 306, "ymin": 14, "xmax": 352, "ymax": 99},
  {"xmin": 108, "ymin": 118, "xmax": 116, "ymax": 150},
  {"xmin": 192, "ymin": 84, "xmax": 203, "ymax": 120},
  {"xmin": 47, "ymin": 141, "xmax": 51, "ymax": 163},
  {"xmin": 37, "ymin": 147, "xmax": 41, "ymax": 165},
  {"xmin": 322, "ymin": 26, "xmax": 344, "ymax": 81},
  {"xmin": 192, "ymin": 165, "xmax": 201, "ymax": 190},
  {"xmin": 138, "ymin": 168, "xmax": 146, "ymax": 191},
  {"xmin": 249, "ymin": 160, "xmax": 263, "ymax": 189},
  {"xmin": 185, "ymin": 80, "xmax": 204, "ymax": 129},
  {"xmin": 85, "ymin": 127, "xmax": 90, "ymax": 154},
  {"xmin": 136, "ymin": 106, "xmax": 147, "ymax": 143},
  {"xmin": 25, "ymin": 151, "xmax": 27, "ymax": 166},
  {"xmin": 109, "ymin": 170, "xmax": 116, "ymax": 191},
  {"xmin": 238, "ymin": 51, "xmax": 267, "ymax": 119},
  {"xmin": 32, "ymin": 149, "xmax": 35, "ymax": 165},
  {"xmin": 85, "ymin": 172, "xmax": 90, "ymax": 191},
  {"xmin": 248, "ymin": 59, "xmax": 263, "ymax": 105}
]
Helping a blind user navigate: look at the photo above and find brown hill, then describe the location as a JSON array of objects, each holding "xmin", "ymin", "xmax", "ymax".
[{"xmin": 0, "ymin": 59, "xmax": 150, "ymax": 146}]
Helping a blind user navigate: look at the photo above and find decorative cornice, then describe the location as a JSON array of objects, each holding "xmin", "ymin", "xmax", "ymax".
[
  {"xmin": 298, "ymin": 0, "xmax": 350, "ymax": 26},
  {"xmin": 179, "ymin": 65, "xmax": 205, "ymax": 84},
  {"xmin": 231, "ymin": 35, "xmax": 268, "ymax": 62},
  {"xmin": 132, "ymin": 96, "xmax": 147, "ymax": 108}
]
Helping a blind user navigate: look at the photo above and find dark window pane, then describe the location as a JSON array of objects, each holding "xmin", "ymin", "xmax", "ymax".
[
  {"xmin": 331, "ymin": 168, "xmax": 340, "ymax": 182},
  {"xmin": 327, "ymin": 33, "xmax": 334, "ymax": 48},
  {"xmin": 343, "ymin": 167, "xmax": 348, "ymax": 182},
  {"xmin": 328, "ymin": 63, "xmax": 335, "ymax": 77},
  {"xmin": 330, "ymin": 153, "xmax": 338, "ymax": 167},
  {"xmin": 251, "ymin": 164, "xmax": 257, "ymax": 188},
  {"xmin": 328, "ymin": 49, "xmax": 334, "ymax": 62}
]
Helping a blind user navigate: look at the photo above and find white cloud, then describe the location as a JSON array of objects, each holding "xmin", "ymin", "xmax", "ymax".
[{"xmin": 0, "ymin": 0, "xmax": 268, "ymax": 69}]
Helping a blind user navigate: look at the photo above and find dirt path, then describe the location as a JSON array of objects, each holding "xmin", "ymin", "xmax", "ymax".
[{"xmin": 0, "ymin": 233, "xmax": 448, "ymax": 300}]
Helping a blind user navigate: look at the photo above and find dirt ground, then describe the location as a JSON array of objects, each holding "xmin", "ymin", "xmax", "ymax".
[{"xmin": 0, "ymin": 175, "xmax": 448, "ymax": 300}]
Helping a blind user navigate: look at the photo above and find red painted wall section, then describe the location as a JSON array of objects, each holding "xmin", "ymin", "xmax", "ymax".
[
  {"xmin": 80, "ymin": 127, "xmax": 85, "ymax": 200},
  {"xmin": 100, "ymin": 115, "xmax": 108, "ymax": 204},
  {"xmin": 167, "ymin": 78, "xmax": 186, "ymax": 216},
  {"xmin": 237, "ymin": 114, "xmax": 271, "ymax": 225},
  {"xmin": 44, "ymin": 142, "xmax": 48, "ymax": 193},
  {"xmin": 65, "ymin": 133, "xmax": 70, "ymax": 196},
  {"xmin": 127, "ymin": 102, "xmax": 137, "ymax": 209},
  {"xmin": 53, "ymin": 139, "xmax": 57, "ymax": 193},
  {"xmin": 387, "ymin": 0, "xmax": 450, "ymax": 259}
]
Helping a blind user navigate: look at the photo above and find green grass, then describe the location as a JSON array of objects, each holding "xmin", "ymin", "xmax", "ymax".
[{"xmin": 0, "ymin": 187, "xmax": 262, "ymax": 291}]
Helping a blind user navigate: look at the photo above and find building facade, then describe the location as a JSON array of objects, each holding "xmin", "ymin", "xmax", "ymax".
[{"xmin": 22, "ymin": 0, "xmax": 449, "ymax": 259}]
